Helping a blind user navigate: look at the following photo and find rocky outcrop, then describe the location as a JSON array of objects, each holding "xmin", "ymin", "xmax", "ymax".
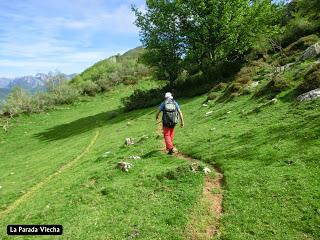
[
  {"xmin": 297, "ymin": 88, "xmax": 320, "ymax": 101},
  {"xmin": 299, "ymin": 42, "xmax": 320, "ymax": 61}
]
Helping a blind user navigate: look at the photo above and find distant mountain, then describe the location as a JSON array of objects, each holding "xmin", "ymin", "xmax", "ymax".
[
  {"xmin": 0, "ymin": 88, "xmax": 10, "ymax": 101},
  {"xmin": 5, "ymin": 73, "xmax": 76, "ymax": 90},
  {"xmin": 0, "ymin": 78, "xmax": 12, "ymax": 88},
  {"xmin": 0, "ymin": 73, "xmax": 77, "ymax": 100}
]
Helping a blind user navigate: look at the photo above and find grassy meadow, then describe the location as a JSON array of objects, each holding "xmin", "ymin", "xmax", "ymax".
[{"xmin": 1, "ymin": 77, "xmax": 319, "ymax": 239}]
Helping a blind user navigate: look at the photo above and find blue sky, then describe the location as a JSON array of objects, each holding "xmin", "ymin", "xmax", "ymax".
[{"xmin": 0, "ymin": 0, "xmax": 145, "ymax": 78}]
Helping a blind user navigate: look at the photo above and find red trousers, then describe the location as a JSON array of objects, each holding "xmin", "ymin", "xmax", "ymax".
[{"xmin": 163, "ymin": 126, "xmax": 175, "ymax": 150}]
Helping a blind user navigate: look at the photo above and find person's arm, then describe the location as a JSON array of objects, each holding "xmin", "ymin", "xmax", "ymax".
[
  {"xmin": 178, "ymin": 109, "xmax": 184, "ymax": 127},
  {"xmin": 157, "ymin": 102, "xmax": 164, "ymax": 121}
]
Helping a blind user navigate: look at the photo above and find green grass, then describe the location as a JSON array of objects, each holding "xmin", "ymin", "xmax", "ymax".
[
  {"xmin": 0, "ymin": 78, "xmax": 319, "ymax": 239},
  {"xmin": 0, "ymin": 85, "xmax": 204, "ymax": 240},
  {"xmin": 176, "ymin": 94, "xmax": 320, "ymax": 239}
]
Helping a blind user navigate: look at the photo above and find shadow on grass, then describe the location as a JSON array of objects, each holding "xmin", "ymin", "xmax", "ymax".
[
  {"xmin": 35, "ymin": 107, "xmax": 156, "ymax": 141},
  {"xmin": 34, "ymin": 109, "xmax": 124, "ymax": 141}
]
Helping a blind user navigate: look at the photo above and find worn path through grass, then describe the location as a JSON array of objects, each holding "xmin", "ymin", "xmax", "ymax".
[{"xmin": 157, "ymin": 124, "xmax": 224, "ymax": 239}]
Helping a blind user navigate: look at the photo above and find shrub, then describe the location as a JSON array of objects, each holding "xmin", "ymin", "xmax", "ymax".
[
  {"xmin": 207, "ymin": 92, "xmax": 219, "ymax": 101},
  {"xmin": 122, "ymin": 88, "xmax": 164, "ymax": 111},
  {"xmin": 3, "ymin": 87, "xmax": 33, "ymax": 116},
  {"xmin": 123, "ymin": 75, "xmax": 138, "ymax": 85},
  {"xmin": 96, "ymin": 78, "xmax": 112, "ymax": 92},
  {"xmin": 296, "ymin": 63, "xmax": 320, "ymax": 94},
  {"xmin": 32, "ymin": 92, "xmax": 56, "ymax": 112},
  {"xmin": 235, "ymin": 66, "xmax": 255, "ymax": 85},
  {"xmin": 281, "ymin": 16, "xmax": 318, "ymax": 47},
  {"xmin": 50, "ymin": 83, "xmax": 80, "ymax": 104},
  {"xmin": 211, "ymin": 82, "xmax": 228, "ymax": 92},
  {"xmin": 78, "ymin": 81, "xmax": 101, "ymax": 96},
  {"xmin": 284, "ymin": 34, "xmax": 320, "ymax": 55}
]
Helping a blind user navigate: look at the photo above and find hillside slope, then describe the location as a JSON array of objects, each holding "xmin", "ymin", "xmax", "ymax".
[{"xmin": 0, "ymin": 76, "xmax": 319, "ymax": 239}]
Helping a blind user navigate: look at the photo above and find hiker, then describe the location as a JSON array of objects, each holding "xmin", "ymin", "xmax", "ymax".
[{"xmin": 156, "ymin": 92, "xmax": 184, "ymax": 154}]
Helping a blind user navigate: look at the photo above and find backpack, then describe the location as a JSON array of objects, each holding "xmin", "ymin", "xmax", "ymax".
[{"xmin": 162, "ymin": 99, "xmax": 179, "ymax": 128}]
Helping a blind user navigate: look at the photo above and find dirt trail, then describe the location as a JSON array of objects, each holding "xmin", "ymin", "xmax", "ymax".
[
  {"xmin": 177, "ymin": 153, "xmax": 224, "ymax": 239},
  {"xmin": 0, "ymin": 130, "xmax": 100, "ymax": 219},
  {"xmin": 157, "ymin": 125, "xmax": 224, "ymax": 239}
]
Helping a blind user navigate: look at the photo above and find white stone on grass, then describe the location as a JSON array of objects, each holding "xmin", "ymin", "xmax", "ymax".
[
  {"xmin": 297, "ymin": 88, "xmax": 320, "ymax": 101},
  {"xmin": 125, "ymin": 138, "xmax": 134, "ymax": 145},
  {"xmin": 117, "ymin": 162, "xmax": 134, "ymax": 172},
  {"xmin": 203, "ymin": 167, "xmax": 212, "ymax": 175},
  {"xmin": 128, "ymin": 156, "xmax": 141, "ymax": 160}
]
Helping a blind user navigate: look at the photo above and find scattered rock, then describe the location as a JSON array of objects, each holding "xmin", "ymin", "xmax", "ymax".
[
  {"xmin": 202, "ymin": 103, "xmax": 209, "ymax": 107},
  {"xmin": 127, "ymin": 122, "xmax": 132, "ymax": 126},
  {"xmin": 275, "ymin": 63, "xmax": 295, "ymax": 73},
  {"xmin": 250, "ymin": 81, "xmax": 259, "ymax": 88},
  {"xmin": 117, "ymin": 162, "xmax": 133, "ymax": 172},
  {"xmin": 206, "ymin": 111, "xmax": 213, "ymax": 116},
  {"xmin": 190, "ymin": 163, "xmax": 211, "ymax": 175},
  {"xmin": 125, "ymin": 138, "xmax": 134, "ymax": 145},
  {"xmin": 270, "ymin": 98, "xmax": 278, "ymax": 104},
  {"xmin": 128, "ymin": 156, "xmax": 141, "ymax": 160},
  {"xmin": 297, "ymin": 88, "xmax": 320, "ymax": 101},
  {"xmin": 190, "ymin": 163, "xmax": 199, "ymax": 172},
  {"xmin": 0, "ymin": 186, "xmax": 2, "ymax": 189},
  {"xmin": 299, "ymin": 42, "xmax": 320, "ymax": 61},
  {"xmin": 210, "ymin": 127, "xmax": 216, "ymax": 131},
  {"xmin": 203, "ymin": 167, "xmax": 212, "ymax": 175},
  {"xmin": 227, "ymin": 111, "xmax": 232, "ymax": 114}
]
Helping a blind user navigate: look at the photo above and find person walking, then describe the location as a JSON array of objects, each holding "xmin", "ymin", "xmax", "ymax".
[{"xmin": 156, "ymin": 92, "xmax": 184, "ymax": 154}]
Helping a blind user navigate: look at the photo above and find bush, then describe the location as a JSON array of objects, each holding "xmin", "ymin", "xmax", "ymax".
[
  {"xmin": 281, "ymin": 16, "xmax": 318, "ymax": 47},
  {"xmin": 235, "ymin": 66, "xmax": 255, "ymax": 85},
  {"xmin": 296, "ymin": 63, "xmax": 320, "ymax": 94},
  {"xmin": 207, "ymin": 92, "xmax": 219, "ymax": 101},
  {"xmin": 122, "ymin": 60, "xmax": 242, "ymax": 111},
  {"xmin": 32, "ymin": 92, "xmax": 56, "ymax": 112},
  {"xmin": 96, "ymin": 78, "xmax": 112, "ymax": 92},
  {"xmin": 78, "ymin": 81, "xmax": 101, "ymax": 96},
  {"xmin": 123, "ymin": 75, "xmax": 138, "ymax": 85},
  {"xmin": 3, "ymin": 87, "xmax": 33, "ymax": 116},
  {"xmin": 211, "ymin": 82, "xmax": 228, "ymax": 92},
  {"xmin": 50, "ymin": 83, "xmax": 80, "ymax": 104},
  {"xmin": 284, "ymin": 34, "xmax": 320, "ymax": 55}
]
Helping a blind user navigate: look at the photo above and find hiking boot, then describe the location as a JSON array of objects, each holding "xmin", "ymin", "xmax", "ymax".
[{"xmin": 168, "ymin": 149, "xmax": 174, "ymax": 155}]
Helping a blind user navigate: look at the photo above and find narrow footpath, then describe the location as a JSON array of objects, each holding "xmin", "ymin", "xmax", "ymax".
[
  {"xmin": 157, "ymin": 126, "xmax": 224, "ymax": 239},
  {"xmin": 0, "ymin": 130, "xmax": 100, "ymax": 219}
]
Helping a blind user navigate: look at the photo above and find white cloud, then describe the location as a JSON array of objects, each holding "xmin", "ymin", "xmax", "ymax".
[{"xmin": 0, "ymin": 1, "xmax": 142, "ymax": 77}]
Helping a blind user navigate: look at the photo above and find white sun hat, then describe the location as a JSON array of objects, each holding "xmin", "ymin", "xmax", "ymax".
[{"xmin": 165, "ymin": 92, "xmax": 173, "ymax": 99}]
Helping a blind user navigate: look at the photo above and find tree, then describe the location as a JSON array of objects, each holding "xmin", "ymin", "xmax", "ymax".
[
  {"xmin": 133, "ymin": 1, "xmax": 186, "ymax": 82},
  {"xmin": 133, "ymin": 0, "xmax": 279, "ymax": 81}
]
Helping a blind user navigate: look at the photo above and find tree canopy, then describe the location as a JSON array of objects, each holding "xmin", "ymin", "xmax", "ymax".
[{"xmin": 133, "ymin": 0, "xmax": 280, "ymax": 82}]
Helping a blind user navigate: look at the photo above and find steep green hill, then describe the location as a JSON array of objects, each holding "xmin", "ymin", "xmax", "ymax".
[
  {"xmin": 71, "ymin": 47, "xmax": 151, "ymax": 91},
  {"xmin": 1, "ymin": 33, "xmax": 320, "ymax": 239},
  {"xmin": 0, "ymin": 67, "xmax": 319, "ymax": 239}
]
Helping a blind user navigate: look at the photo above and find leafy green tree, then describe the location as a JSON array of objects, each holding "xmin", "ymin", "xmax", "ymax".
[
  {"xmin": 133, "ymin": 1, "xmax": 185, "ymax": 82},
  {"xmin": 133, "ymin": 0, "xmax": 279, "ymax": 81},
  {"xmin": 298, "ymin": 0, "xmax": 320, "ymax": 20}
]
